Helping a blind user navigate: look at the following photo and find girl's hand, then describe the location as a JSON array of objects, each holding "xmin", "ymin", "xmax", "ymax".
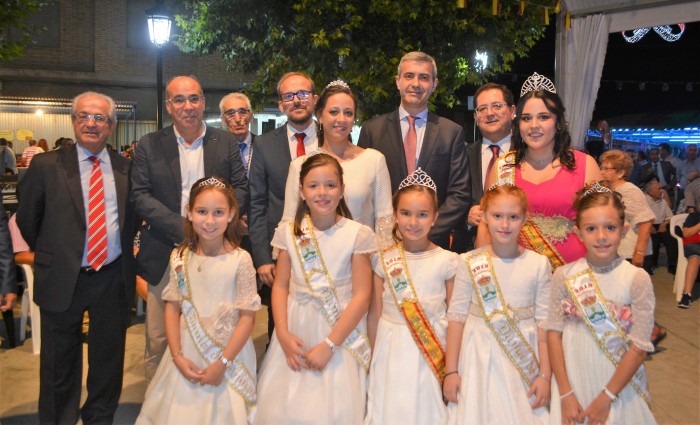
[
  {"xmin": 173, "ymin": 356, "xmax": 204, "ymax": 384},
  {"xmin": 303, "ymin": 342, "xmax": 333, "ymax": 372},
  {"xmin": 442, "ymin": 373, "xmax": 461, "ymax": 403},
  {"xmin": 561, "ymin": 395, "xmax": 585, "ymax": 425},
  {"xmin": 277, "ymin": 331, "xmax": 308, "ymax": 371},
  {"xmin": 583, "ymin": 393, "xmax": 613, "ymax": 425},
  {"xmin": 528, "ymin": 375, "xmax": 551, "ymax": 409},
  {"xmin": 200, "ymin": 359, "xmax": 226, "ymax": 386}
]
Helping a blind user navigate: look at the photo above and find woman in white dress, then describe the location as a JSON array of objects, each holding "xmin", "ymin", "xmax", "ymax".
[
  {"xmin": 255, "ymin": 153, "xmax": 374, "ymax": 424},
  {"xmin": 445, "ymin": 184, "xmax": 551, "ymax": 425},
  {"xmin": 282, "ymin": 80, "xmax": 393, "ymax": 234}
]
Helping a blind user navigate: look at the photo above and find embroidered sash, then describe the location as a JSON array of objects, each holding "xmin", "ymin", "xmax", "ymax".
[
  {"xmin": 564, "ymin": 268, "xmax": 651, "ymax": 404},
  {"xmin": 172, "ymin": 249, "xmax": 257, "ymax": 421},
  {"xmin": 290, "ymin": 218, "xmax": 372, "ymax": 372},
  {"xmin": 496, "ymin": 151, "xmax": 566, "ymax": 270},
  {"xmin": 466, "ymin": 250, "xmax": 541, "ymax": 385},
  {"xmin": 379, "ymin": 243, "xmax": 446, "ymax": 383}
]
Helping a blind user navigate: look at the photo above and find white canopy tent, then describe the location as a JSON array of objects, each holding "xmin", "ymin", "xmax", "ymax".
[{"xmin": 554, "ymin": 0, "xmax": 700, "ymax": 148}]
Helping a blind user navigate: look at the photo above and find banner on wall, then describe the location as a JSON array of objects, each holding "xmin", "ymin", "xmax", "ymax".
[
  {"xmin": 15, "ymin": 130, "xmax": 34, "ymax": 141},
  {"xmin": 0, "ymin": 130, "xmax": 13, "ymax": 140}
]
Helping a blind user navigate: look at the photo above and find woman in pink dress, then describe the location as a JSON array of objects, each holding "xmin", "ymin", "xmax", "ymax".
[{"xmin": 478, "ymin": 73, "xmax": 601, "ymax": 270}]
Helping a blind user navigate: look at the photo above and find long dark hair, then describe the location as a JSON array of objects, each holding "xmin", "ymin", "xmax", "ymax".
[
  {"xmin": 510, "ymin": 90, "xmax": 575, "ymax": 170},
  {"xmin": 293, "ymin": 153, "xmax": 352, "ymax": 236},
  {"xmin": 178, "ymin": 176, "xmax": 243, "ymax": 255},
  {"xmin": 315, "ymin": 83, "xmax": 357, "ymax": 147}
]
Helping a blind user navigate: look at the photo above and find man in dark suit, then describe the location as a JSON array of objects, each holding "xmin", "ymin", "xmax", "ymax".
[
  {"xmin": 249, "ymin": 72, "xmax": 318, "ymax": 339},
  {"xmin": 452, "ymin": 83, "xmax": 516, "ymax": 252},
  {"xmin": 639, "ymin": 147, "xmax": 676, "ymax": 192},
  {"xmin": 358, "ymin": 51, "xmax": 470, "ymax": 250},
  {"xmin": 131, "ymin": 75, "xmax": 248, "ymax": 382},
  {"xmin": 17, "ymin": 92, "xmax": 136, "ymax": 424}
]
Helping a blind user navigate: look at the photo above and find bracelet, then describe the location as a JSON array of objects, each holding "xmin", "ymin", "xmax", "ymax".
[
  {"xmin": 602, "ymin": 387, "xmax": 618, "ymax": 402},
  {"xmin": 220, "ymin": 355, "xmax": 231, "ymax": 367},
  {"xmin": 171, "ymin": 350, "xmax": 183, "ymax": 360},
  {"xmin": 634, "ymin": 249, "xmax": 645, "ymax": 255},
  {"xmin": 324, "ymin": 337, "xmax": 337, "ymax": 352},
  {"xmin": 539, "ymin": 372, "xmax": 551, "ymax": 382},
  {"xmin": 444, "ymin": 371, "xmax": 459, "ymax": 378},
  {"xmin": 560, "ymin": 389, "xmax": 575, "ymax": 400}
]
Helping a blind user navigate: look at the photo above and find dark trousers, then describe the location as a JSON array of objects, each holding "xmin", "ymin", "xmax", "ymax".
[
  {"xmin": 650, "ymin": 224, "xmax": 678, "ymax": 271},
  {"xmin": 39, "ymin": 262, "xmax": 128, "ymax": 425}
]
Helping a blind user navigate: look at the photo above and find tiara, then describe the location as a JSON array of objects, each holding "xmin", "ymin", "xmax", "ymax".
[
  {"xmin": 485, "ymin": 182, "xmax": 516, "ymax": 192},
  {"xmin": 326, "ymin": 79, "xmax": 350, "ymax": 90},
  {"xmin": 520, "ymin": 72, "xmax": 557, "ymax": 97},
  {"xmin": 582, "ymin": 182, "xmax": 612, "ymax": 197},
  {"xmin": 198, "ymin": 177, "xmax": 226, "ymax": 189},
  {"xmin": 398, "ymin": 168, "xmax": 437, "ymax": 192}
]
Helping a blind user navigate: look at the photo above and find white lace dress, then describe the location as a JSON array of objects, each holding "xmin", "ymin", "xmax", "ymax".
[
  {"xmin": 254, "ymin": 217, "xmax": 376, "ymax": 425},
  {"xmin": 282, "ymin": 148, "xmax": 393, "ymax": 232},
  {"xmin": 446, "ymin": 248, "xmax": 551, "ymax": 425},
  {"xmin": 364, "ymin": 247, "xmax": 462, "ymax": 425},
  {"xmin": 546, "ymin": 257, "xmax": 657, "ymax": 425},
  {"xmin": 136, "ymin": 248, "xmax": 261, "ymax": 425}
]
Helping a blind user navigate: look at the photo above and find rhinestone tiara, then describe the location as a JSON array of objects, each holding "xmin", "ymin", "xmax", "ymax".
[
  {"xmin": 198, "ymin": 177, "xmax": 226, "ymax": 189},
  {"xmin": 325, "ymin": 79, "xmax": 350, "ymax": 90},
  {"xmin": 485, "ymin": 182, "xmax": 516, "ymax": 193},
  {"xmin": 582, "ymin": 182, "xmax": 612, "ymax": 197},
  {"xmin": 398, "ymin": 168, "xmax": 437, "ymax": 192},
  {"xmin": 520, "ymin": 72, "xmax": 557, "ymax": 97}
]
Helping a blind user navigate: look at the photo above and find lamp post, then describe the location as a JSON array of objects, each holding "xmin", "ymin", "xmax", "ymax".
[{"xmin": 146, "ymin": 2, "xmax": 172, "ymax": 130}]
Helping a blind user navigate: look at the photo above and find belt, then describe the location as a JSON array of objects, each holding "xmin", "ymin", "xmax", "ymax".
[{"xmin": 80, "ymin": 255, "xmax": 122, "ymax": 275}]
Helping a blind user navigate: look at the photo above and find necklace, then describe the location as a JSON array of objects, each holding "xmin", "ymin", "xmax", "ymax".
[
  {"xmin": 526, "ymin": 154, "xmax": 554, "ymax": 165},
  {"xmin": 195, "ymin": 246, "xmax": 224, "ymax": 272}
]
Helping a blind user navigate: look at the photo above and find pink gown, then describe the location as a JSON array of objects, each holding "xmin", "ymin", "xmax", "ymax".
[{"xmin": 516, "ymin": 150, "xmax": 587, "ymax": 264}]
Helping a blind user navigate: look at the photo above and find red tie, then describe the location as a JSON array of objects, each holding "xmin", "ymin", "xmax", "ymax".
[
  {"xmin": 295, "ymin": 132, "xmax": 306, "ymax": 158},
  {"xmin": 485, "ymin": 144, "xmax": 500, "ymax": 184},
  {"xmin": 87, "ymin": 156, "xmax": 107, "ymax": 271},
  {"xmin": 405, "ymin": 116, "xmax": 417, "ymax": 174}
]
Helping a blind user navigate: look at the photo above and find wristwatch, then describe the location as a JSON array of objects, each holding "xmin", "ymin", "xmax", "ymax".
[
  {"xmin": 220, "ymin": 355, "xmax": 231, "ymax": 367},
  {"xmin": 324, "ymin": 337, "xmax": 337, "ymax": 352}
]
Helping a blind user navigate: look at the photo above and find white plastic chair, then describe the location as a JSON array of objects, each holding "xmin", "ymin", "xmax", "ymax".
[
  {"xmin": 669, "ymin": 213, "xmax": 688, "ymax": 302},
  {"xmin": 18, "ymin": 264, "xmax": 40, "ymax": 354}
]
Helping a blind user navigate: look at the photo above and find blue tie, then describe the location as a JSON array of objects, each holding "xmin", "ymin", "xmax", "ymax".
[{"xmin": 239, "ymin": 142, "xmax": 248, "ymax": 172}]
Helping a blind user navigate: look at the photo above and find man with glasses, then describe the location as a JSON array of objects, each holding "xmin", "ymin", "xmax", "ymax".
[
  {"xmin": 453, "ymin": 82, "xmax": 516, "ymax": 252},
  {"xmin": 359, "ymin": 51, "xmax": 470, "ymax": 250},
  {"xmin": 131, "ymin": 75, "xmax": 248, "ymax": 383},
  {"xmin": 17, "ymin": 92, "xmax": 136, "ymax": 424},
  {"xmin": 249, "ymin": 71, "xmax": 318, "ymax": 342}
]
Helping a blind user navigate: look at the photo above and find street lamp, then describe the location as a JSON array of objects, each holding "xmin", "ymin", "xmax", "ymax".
[{"xmin": 146, "ymin": 2, "xmax": 172, "ymax": 129}]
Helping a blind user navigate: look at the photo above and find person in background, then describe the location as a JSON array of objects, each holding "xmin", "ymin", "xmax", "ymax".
[
  {"xmin": 645, "ymin": 178, "xmax": 676, "ymax": 274},
  {"xmin": 659, "ymin": 142, "xmax": 682, "ymax": 173},
  {"xmin": 683, "ymin": 171, "xmax": 700, "ymax": 213},
  {"xmin": 21, "ymin": 139, "xmax": 45, "ymax": 168},
  {"xmin": 0, "ymin": 138, "xmax": 17, "ymax": 175}
]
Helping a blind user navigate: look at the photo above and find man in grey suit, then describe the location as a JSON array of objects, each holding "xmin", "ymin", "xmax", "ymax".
[
  {"xmin": 358, "ymin": 51, "xmax": 470, "ymax": 250},
  {"xmin": 17, "ymin": 92, "xmax": 136, "ymax": 424},
  {"xmin": 131, "ymin": 75, "xmax": 248, "ymax": 382},
  {"xmin": 452, "ymin": 83, "xmax": 516, "ymax": 252},
  {"xmin": 249, "ymin": 71, "xmax": 318, "ymax": 339}
]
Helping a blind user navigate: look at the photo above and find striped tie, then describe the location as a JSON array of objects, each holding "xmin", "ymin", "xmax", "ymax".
[{"xmin": 87, "ymin": 156, "xmax": 107, "ymax": 271}]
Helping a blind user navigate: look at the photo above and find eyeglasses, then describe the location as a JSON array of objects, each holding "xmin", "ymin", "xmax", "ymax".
[
  {"xmin": 280, "ymin": 90, "xmax": 312, "ymax": 102},
  {"xmin": 475, "ymin": 102, "xmax": 508, "ymax": 115},
  {"xmin": 167, "ymin": 95, "xmax": 204, "ymax": 106},
  {"xmin": 223, "ymin": 108, "xmax": 251, "ymax": 118},
  {"xmin": 73, "ymin": 113, "xmax": 111, "ymax": 125}
]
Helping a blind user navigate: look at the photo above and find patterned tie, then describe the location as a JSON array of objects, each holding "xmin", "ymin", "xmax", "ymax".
[
  {"xmin": 295, "ymin": 133, "xmax": 306, "ymax": 158},
  {"xmin": 653, "ymin": 162, "xmax": 659, "ymax": 176},
  {"xmin": 485, "ymin": 144, "xmax": 500, "ymax": 184},
  {"xmin": 87, "ymin": 156, "xmax": 107, "ymax": 271},
  {"xmin": 238, "ymin": 142, "xmax": 248, "ymax": 173},
  {"xmin": 405, "ymin": 116, "xmax": 418, "ymax": 174}
]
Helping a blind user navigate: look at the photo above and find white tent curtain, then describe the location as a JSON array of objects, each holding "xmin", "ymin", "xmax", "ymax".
[{"xmin": 560, "ymin": 13, "xmax": 610, "ymax": 150}]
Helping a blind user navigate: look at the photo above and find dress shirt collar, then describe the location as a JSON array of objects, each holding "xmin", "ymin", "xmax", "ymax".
[
  {"xmin": 76, "ymin": 143, "xmax": 109, "ymax": 164},
  {"xmin": 174, "ymin": 122, "xmax": 207, "ymax": 149},
  {"xmin": 481, "ymin": 134, "xmax": 512, "ymax": 153},
  {"xmin": 398, "ymin": 106, "xmax": 429, "ymax": 123}
]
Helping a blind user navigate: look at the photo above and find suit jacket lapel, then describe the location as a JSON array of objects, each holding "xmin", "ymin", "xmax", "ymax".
[
  {"xmin": 386, "ymin": 111, "xmax": 407, "ymax": 176},
  {"xmin": 108, "ymin": 151, "xmax": 128, "ymax": 229},
  {"xmin": 202, "ymin": 126, "xmax": 219, "ymax": 175},
  {"xmin": 162, "ymin": 127, "xmax": 182, "ymax": 193},
  {"xmin": 417, "ymin": 113, "xmax": 440, "ymax": 169},
  {"xmin": 60, "ymin": 146, "xmax": 87, "ymax": 225}
]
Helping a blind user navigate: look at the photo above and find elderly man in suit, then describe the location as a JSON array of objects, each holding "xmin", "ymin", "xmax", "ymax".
[
  {"xmin": 639, "ymin": 147, "xmax": 676, "ymax": 191},
  {"xmin": 452, "ymin": 83, "xmax": 516, "ymax": 252},
  {"xmin": 249, "ymin": 71, "xmax": 318, "ymax": 340},
  {"xmin": 131, "ymin": 75, "xmax": 248, "ymax": 382},
  {"xmin": 17, "ymin": 92, "xmax": 136, "ymax": 424},
  {"xmin": 358, "ymin": 51, "xmax": 470, "ymax": 250}
]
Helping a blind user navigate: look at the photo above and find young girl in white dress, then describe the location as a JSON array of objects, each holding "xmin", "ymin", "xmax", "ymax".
[
  {"xmin": 254, "ymin": 152, "xmax": 375, "ymax": 425},
  {"xmin": 365, "ymin": 169, "xmax": 462, "ymax": 425},
  {"xmin": 547, "ymin": 183, "xmax": 657, "ymax": 425},
  {"xmin": 136, "ymin": 177, "xmax": 261, "ymax": 425},
  {"xmin": 445, "ymin": 184, "xmax": 552, "ymax": 425}
]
